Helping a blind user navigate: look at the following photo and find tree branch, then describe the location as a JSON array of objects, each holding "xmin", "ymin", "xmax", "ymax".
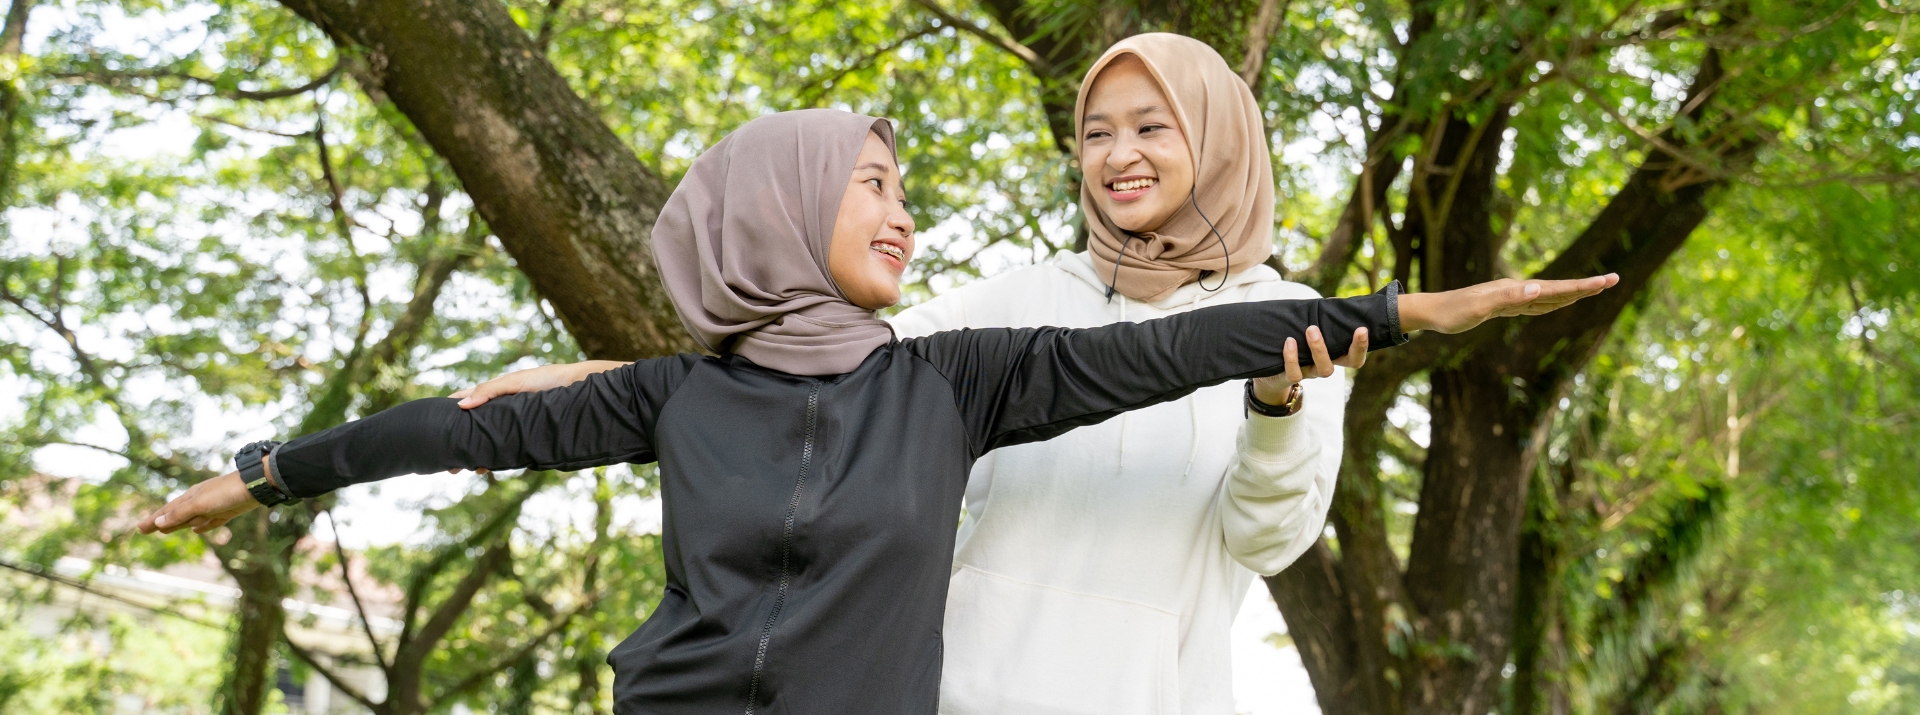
[
  {"xmin": 275, "ymin": 0, "xmax": 694, "ymax": 360},
  {"xmin": 394, "ymin": 472, "xmax": 548, "ymax": 650},
  {"xmin": 281, "ymin": 634, "xmax": 384, "ymax": 713},
  {"xmin": 56, "ymin": 62, "xmax": 343, "ymax": 102},
  {"xmin": 533, "ymin": 0, "xmax": 565, "ymax": 52},
  {"xmin": 1, "ymin": 0, "xmax": 37, "ymax": 203},
  {"xmin": 397, "ymin": 539, "xmax": 510, "ymax": 666},
  {"xmin": 1237, "ymin": 0, "xmax": 1288, "ymax": 88},
  {"xmin": 909, "ymin": 0, "xmax": 1055, "ymax": 77},
  {"xmin": 0, "ymin": 558, "xmax": 232, "ymax": 632},
  {"xmin": 429, "ymin": 597, "xmax": 593, "ymax": 708},
  {"xmin": 0, "ymin": 0, "xmax": 30, "ymax": 57},
  {"xmin": 1559, "ymin": 68, "xmax": 1729, "ymax": 184},
  {"xmin": 794, "ymin": 24, "xmax": 942, "ymax": 107},
  {"xmin": 325, "ymin": 510, "xmax": 392, "ymax": 673}
]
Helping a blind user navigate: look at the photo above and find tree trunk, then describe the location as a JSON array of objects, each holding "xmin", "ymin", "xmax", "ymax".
[
  {"xmin": 1510, "ymin": 469, "xmax": 1568, "ymax": 715},
  {"xmin": 223, "ymin": 563, "xmax": 286, "ymax": 715},
  {"xmin": 1268, "ymin": 45, "xmax": 1756, "ymax": 715},
  {"xmin": 214, "ymin": 506, "xmax": 314, "ymax": 715},
  {"xmin": 275, "ymin": 0, "xmax": 694, "ymax": 361},
  {"xmin": 0, "ymin": 0, "xmax": 37, "ymax": 203}
]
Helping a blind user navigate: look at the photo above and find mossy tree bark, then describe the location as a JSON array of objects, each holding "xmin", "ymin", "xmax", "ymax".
[{"xmin": 277, "ymin": 0, "xmax": 695, "ymax": 361}]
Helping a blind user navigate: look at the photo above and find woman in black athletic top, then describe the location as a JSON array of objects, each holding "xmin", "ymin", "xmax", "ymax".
[{"xmin": 138, "ymin": 109, "xmax": 1615, "ymax": 715}]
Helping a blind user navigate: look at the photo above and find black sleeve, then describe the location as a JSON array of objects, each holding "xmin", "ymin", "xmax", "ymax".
[
  {"xmin": 269, "ymin": 355, "xmax": 699, "ymax": 498},
  {"xmin": 901, "ymin": 282, "xmax": 1407, "ymax": 456}
]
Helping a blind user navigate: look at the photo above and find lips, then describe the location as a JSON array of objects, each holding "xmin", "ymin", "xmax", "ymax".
[
  {"xmin": 870, "ymin": 240, "xmax": 907, "ymax": 270},
  {"xmin": 1104, "ymin": 175, "xmax": 1158, "ymax": 201}
]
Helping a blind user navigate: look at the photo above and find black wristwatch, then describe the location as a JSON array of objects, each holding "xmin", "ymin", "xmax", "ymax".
[
  {"xmin": 1246, "ymin": 380, "xmax": 1304, "ymax": 418},
  {"xmin": 235, "ymin": 440, "xmax": 297, "ymax": 507}
]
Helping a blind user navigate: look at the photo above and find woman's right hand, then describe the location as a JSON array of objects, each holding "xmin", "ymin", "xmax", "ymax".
[{"xmin": 444, "ymin": 360, "xmax": 629, "ymax": 475}]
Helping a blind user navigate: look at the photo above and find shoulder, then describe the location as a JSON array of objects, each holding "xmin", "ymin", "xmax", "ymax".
[
  {"xmin": 616, "ymin": 353, "xmax": 705, "ymax": 394},
  {"xmin": 1240, "ymin": 273, "xmax": 1324, "ymax": 302},
  {"xmin": 897, "ymin": 324, "xmax": 1059, "ymax": 374},
  {"xmin": 889, "ymin": 258, "xmax": 1087, "ymax": 336}
]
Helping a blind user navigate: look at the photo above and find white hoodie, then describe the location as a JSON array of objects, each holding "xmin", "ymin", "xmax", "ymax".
[{"xmin": 888, "ymin": 251, "xmax": 1347, "ymax": 715}]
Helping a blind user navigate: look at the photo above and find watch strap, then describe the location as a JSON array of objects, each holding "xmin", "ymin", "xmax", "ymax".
[
  {"xmin": 1246, "ymin": 380, "xmax": 1304, "ymax": 418},
  {"xmin": 235, "ymin": 440, "xmax": 295, "ymax": 507}
]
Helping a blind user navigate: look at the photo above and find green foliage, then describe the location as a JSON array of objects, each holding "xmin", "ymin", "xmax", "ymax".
[
  {"xmin": 0, "ymin": 604, "xmax": 229, "ymax": 714},
  {"xmin": 2, "ymin": 0, "xmax": 1917, "ymax": 713},
  {"xmin": 1524, "ymin": 175, "xmax": 1920, "ymax": 712}
]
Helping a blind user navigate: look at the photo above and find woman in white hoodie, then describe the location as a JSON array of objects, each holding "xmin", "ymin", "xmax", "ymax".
[
  {"xmin": 890, "ymin": 34, "xmax": 1349, "ymax": 714},
  {"xmin": 445, "ymin": 33, "xmax": 1608, "ymax": 714}
]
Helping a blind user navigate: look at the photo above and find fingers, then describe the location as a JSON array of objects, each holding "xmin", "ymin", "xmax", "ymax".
[
  {"xmin": 193, "ymin": 514, "xmax": 235, "ymax": 534},
  {"xmin": 144, "ymin": 492, "xmax": 200, "ymax": 535},
  {"xmin": 1522, "ymin": 274, "xmax": 1618, "ymax": 303},
  {"xmin": 1508, "ymin": 274, "xmax": 1621, "ymax": 315},
  {"xmin": 1339, "ymin": 328, "xmax": 1370, "ymax": 369},
  {"xmin": 450, "ymin": 388, "xmax": 473, "ymax": 400},
  {"xmin": 1305, "ymin": 326, "xmax": 1335, "ymax": 378},
  {"xmin": 1283, "ymin": 337, "xmax": 1303, "ymax": 384},
  {"xmin": 457, "ymin": 378, "xmax": 507, "ymax": 409}
]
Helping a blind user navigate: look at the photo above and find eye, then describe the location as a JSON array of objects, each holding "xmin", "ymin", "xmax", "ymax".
[
  {"xmin": 1140, "ymin": 123, "xmax": 1166, "ymax": 134},
  {"xmin": 866, "ymin": 177, "xmax": 884, "ymax": 191},
  {"xmin": 1085, "ymin": 129, "xmax": 1111, "ymax": 140}
]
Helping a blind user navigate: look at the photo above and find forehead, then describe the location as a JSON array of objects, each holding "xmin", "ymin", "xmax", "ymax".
[
  {"xmin": 854, "ymin": 132, "xmax": 900, "ymax": 174},
  {"xmin": 1084, "ymin": 56, "xmax": 1172, "ymax": 116}
]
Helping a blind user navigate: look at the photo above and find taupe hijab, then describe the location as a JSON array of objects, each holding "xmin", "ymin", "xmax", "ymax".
[
  {"xmin": 1076, "ymin": 33, "xmax": 1276, "ymax": 303},
  {"xmin": 650, "ymin": 109, "xmax": 897, "ymax": 376}
]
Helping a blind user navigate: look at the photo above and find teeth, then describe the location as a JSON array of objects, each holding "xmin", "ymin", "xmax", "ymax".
[
  {"xmin": 871, "ymin": 243, "xmax": 904, "ymax": 260},
  {"xmin": 1109, "ymin": 178, "xmax": 1158, "ymax": 192}
]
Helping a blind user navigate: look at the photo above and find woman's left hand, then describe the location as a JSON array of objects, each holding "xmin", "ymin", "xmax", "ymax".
[
  {"xmin": 1251, "ymin": 325, "xmax": 1368, "ymax": 405},
  {"xmin": 136, "ymin": 471, "xmax": 260, "ymax": 535}
]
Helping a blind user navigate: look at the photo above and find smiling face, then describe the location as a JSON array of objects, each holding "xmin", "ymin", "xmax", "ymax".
[
  {"xmin": 826, "ymin": 131, "xmax": 916, "ymax": 310},
  {"xmin": 1080, "ymin": 55, "xmax": 1195, "ymax": 234}
]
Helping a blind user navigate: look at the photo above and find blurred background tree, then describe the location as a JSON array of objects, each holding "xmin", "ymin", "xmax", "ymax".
[{"xmin": 0, "ymin": 1, "xmax": 1914, "ymax": 714}]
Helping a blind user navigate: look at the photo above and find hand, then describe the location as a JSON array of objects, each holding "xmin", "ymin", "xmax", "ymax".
[
  {"xmin": 1399, "ymin": 274, "xmax": 1620, "ymax": 334},
  {"xmin": 136, "ymin": 471, "xmax": 260, "ymax": 535},
  {"xmin": 449, "ymin": 360, "xmax": 629, "ymax": 409},
  {"xmin": 1251, "ymin": 326, "xmax": 1369, "ymax": 405},
  {"xmin": 444, "ymin": 360, "xmax": 629, "ymax": 475}
]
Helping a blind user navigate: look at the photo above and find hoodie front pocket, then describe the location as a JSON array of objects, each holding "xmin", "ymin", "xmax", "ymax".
[{"xmin": 938, "ymin": 566, "xmax": 1182, "ymax": 715}]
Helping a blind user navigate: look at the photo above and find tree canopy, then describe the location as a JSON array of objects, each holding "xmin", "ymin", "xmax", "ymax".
[{"xmin": 2, "ymin": 1, "xmax": 1916, "ymax": 714}]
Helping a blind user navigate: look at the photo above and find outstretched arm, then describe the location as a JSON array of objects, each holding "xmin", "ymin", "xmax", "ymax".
[
  {"xmin": 905, "ymin": 274, "xmax": 1616, "ymax": 456},
  {"xmin": 138, "ymin": 355, "xmax": 694, "ymax": 535}
]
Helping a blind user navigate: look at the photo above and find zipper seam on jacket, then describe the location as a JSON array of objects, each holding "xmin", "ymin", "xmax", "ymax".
[{"xmin": 745, "ymin": 381, "xmax": 821, "ymax": 714}]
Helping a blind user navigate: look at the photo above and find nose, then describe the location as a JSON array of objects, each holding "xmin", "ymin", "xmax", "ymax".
[
  {"xmin": 1105, "ymin": 133, "xmax": 1143, "ymax": 174},
  {"xmin": 887, "ymin": 202, "xmax": 915, "ymax": 245}
]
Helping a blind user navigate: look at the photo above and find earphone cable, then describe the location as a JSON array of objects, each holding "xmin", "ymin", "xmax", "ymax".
[{"xmin": 1190, "ymin": 186, "xmax": 1230, "ymax": 292}]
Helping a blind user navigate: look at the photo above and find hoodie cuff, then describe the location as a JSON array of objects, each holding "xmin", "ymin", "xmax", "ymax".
[
  {"xmin": 1241, "ymin": 399, "xmax": 1317, "ymax": 465},
  {"xmin": 1378, "ymin": 280, "xmax": 1410, "ymax": 346}
]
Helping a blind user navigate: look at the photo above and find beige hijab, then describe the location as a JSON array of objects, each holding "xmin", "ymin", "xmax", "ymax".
[
  {"xmin": 1075, "ymin": 33, "xmax": 1275, "ymax": 303},
  {"xmin": 650, "ymin": 109, "xmax": 897, "ymax": 376}
]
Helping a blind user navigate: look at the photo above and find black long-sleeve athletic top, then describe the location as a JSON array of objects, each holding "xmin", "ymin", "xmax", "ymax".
[{"xmin": 266, "ymin": 287, "xmax": 1405, "ymax": 715}]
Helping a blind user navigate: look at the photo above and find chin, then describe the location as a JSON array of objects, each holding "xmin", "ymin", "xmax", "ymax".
[
  {"xmin": 1101, "ymin": 206, "xmax": 1160, "ymax": 234},
  {"xmin": 1109, "ymin": 215, "xmax": 1153, "ymax": 233},
  {"xmin": 850, "ymin": 287, "xmax": 902, "ymax": 311}
]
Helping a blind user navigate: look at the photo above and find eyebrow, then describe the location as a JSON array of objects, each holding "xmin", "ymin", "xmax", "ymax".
[
  {"xmin": 1082, "ymin": 105, "xmax": 1169, "ymax": 124},
  {"xmin": 853, "ymin": 161, "xmax": 896, "ymax": 174}
]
